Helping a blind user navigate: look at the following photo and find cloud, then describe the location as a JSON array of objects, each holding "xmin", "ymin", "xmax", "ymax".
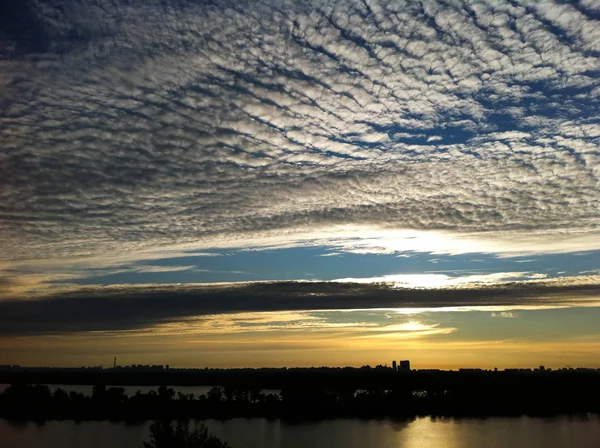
[
  {"xmin": 332, "ymin": 271, "xmax": 547, "ymax": 288},
  {"xmin": 491, "ymin": 311, "xmax": 519, "ymax": 318},
  {"xmin": 0, "ymin": 0, "xmax": 599, "ymax": 272},
  {"xmin": 140, "ymin": 312, "xmax": 451, "ymax": 339},
  {"xmin": 1, "ymin": 275, "xmax": 600, "ymax": 336}
]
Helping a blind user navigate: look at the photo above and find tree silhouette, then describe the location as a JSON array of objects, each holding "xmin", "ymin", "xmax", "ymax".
[{"xmin": 143, "ymin": 420, "xmax": 230, "ymax": 448}]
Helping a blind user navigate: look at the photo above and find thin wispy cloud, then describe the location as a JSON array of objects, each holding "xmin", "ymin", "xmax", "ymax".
[
  {"xmin": 332, "ymin": 271, "xmax": 547, "ymax": 287},
  {"xmin": 491, "ymin": 311, "xmax": 519, "ymax": 318}
]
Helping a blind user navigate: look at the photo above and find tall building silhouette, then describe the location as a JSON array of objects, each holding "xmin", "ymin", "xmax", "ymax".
[
  {"xmin": 399, "ymin": 360, "xmax": 411, "ymax": 372},
  {"xmin": 392, "ymin": 360, "xmax": 397, "ymax": 372}
]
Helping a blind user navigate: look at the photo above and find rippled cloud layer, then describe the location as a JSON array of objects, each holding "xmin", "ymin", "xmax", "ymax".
[{"xmin": 2, "ymin": 0, "xmax": 600, "ymax": 267}]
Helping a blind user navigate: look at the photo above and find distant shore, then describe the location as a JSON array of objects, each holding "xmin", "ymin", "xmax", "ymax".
[{"xmin": 2, "ymin": 365, "xmax": 598, "ymax": 388}]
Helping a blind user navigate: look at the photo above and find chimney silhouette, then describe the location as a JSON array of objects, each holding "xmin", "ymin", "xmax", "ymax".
[{"xmin": 113, "ymin": 356, "xmax": 116, "ymax": 369}]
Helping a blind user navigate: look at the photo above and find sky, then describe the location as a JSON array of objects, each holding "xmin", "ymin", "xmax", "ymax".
[{"xmin": 1, "ymin": 0, "xmax": 600, "ymax": 369}]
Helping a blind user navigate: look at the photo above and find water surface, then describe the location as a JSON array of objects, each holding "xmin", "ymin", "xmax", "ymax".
[{"xmin": 2, "ymin": 416, "xmax": 600, "ymax": 448}]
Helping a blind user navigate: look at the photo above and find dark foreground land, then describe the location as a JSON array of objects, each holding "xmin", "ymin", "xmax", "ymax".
[{"xmin": 1, "ymin": 367, "xmax": 600, "ymax": 420}]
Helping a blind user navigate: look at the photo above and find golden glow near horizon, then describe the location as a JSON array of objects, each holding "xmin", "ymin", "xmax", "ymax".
[
  {"xmin": 2, "ymin": 263, "xmax": 600, "ymax": 369},
  {"xmin": 3, "ymin": 303, "xmax": 600, "ymax": 369}
]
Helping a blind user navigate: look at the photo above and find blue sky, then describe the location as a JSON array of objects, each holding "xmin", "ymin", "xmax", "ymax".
[
  {"xmin": 1, "ymin": 0, "xmax": 600, "ymax": 368},
  {"xmin": 58, "ymin": 246, "xmax": 600, "ymax": 286}
]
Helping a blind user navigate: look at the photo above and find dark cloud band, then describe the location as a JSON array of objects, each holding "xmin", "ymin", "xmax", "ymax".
[{"xmin": 1, "ymin": 280, "xmax": 599, "ymax": 336}]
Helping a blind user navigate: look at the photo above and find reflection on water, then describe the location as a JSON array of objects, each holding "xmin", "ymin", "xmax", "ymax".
[{"xmin": 2, "ymin": 415, "xmax": 600, "ymax": 448}]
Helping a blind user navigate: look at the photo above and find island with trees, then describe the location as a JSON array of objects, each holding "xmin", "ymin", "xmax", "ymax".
[{"xmin": 1, "ymin": 366, "xmax": 600, "ymax": 420}]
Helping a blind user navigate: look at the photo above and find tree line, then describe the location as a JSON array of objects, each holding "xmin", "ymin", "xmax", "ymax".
[{"xmin": 2, "ymin": 375, "xmax": 600, "ymax": 421}]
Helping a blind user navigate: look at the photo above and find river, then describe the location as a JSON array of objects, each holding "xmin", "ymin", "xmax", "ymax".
[{"xmin": 2, "ymin": 415, "xmax": 599, "ymax": 448}]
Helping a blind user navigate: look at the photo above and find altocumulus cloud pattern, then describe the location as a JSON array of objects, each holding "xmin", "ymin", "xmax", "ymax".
[{"xmin": 1, "ymin": 0, "xmax": 600, "ymax": 264}]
